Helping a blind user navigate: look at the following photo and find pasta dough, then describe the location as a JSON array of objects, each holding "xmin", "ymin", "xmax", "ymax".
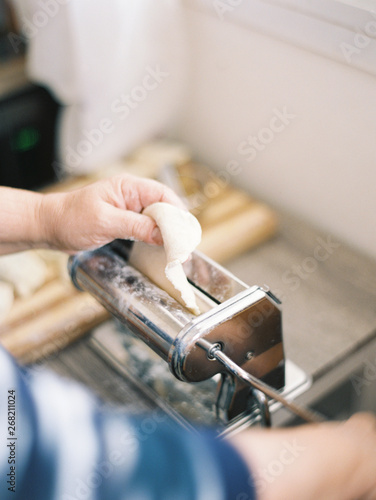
[
  {"xmin": 130, "ymin": 202, "xmax": 202, "ymax": 314},
  {"xmin": 0, "ymin": 251, "xmax": 48, "ymax": 298}
]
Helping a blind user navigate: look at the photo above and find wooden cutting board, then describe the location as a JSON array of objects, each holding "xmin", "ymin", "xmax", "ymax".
[{"xmin": 0, "ymin": 280, "xmax": 109, "ymax": 364}]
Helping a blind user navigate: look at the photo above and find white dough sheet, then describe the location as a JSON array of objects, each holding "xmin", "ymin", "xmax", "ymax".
[{"xmin": 129, "ymin": 203, "xmax": 202, "ymax": 315}]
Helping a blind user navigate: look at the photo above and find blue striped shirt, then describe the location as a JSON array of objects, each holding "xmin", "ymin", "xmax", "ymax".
[{"xmin": 0, "ymin": 347, "xmax": 255, "ymax": 500}]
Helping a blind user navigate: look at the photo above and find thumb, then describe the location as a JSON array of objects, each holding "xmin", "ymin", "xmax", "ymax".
[{"xmin": 106, "ymin": 207, "xmax": 163, "ymax": 245}]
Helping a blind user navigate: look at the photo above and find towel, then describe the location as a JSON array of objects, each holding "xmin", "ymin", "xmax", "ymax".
[{"xmin": 11, "ymin": 0, "xmax": 187, "ymax": 175}]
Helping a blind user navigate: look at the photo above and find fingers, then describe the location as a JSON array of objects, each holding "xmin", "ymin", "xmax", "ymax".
[
  {"xmin": 49, "ymin": 175, "xmax": 187, "ymax": 251},
  {"xmin": 117, "ymin": 174, "xmax": 186, "ymax": 211},
  {"xmin": 105, "ymin": 206, "xmax": 163, "ymax": 245},
  {"xmin": 137, "ymin": 177, "xmax": 186, "ymax": 209}
]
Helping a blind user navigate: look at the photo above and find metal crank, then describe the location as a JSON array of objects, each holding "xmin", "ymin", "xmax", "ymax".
[{"xmin": 197, "ymin": 338, "xmax": 325, "ymax": 426}]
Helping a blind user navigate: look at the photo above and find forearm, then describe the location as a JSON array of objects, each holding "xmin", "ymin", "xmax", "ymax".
[
  {"xmin": 0, "ymin": 187, "xmax": 48, "ymax": 255},
  {"xmin": 0, "ymin": 175, "xmax": 184, "ymax": 256},
  {"xmin": 230, "ymin": 415, "xmax": 376, "ymax": 500}
]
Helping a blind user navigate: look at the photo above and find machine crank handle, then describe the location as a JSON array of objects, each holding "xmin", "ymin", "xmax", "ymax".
[{"xmin": 197, "ymin": 339, "xmax": 325, "ymax": 425}]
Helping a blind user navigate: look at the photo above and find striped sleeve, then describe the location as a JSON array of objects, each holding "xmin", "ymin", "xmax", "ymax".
[{"xmin": 0, "ymin": 347, "xmax": 255, "ymax": 500}]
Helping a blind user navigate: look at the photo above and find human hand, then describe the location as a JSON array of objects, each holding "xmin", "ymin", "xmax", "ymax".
[
  {"xmin": 229, "ymin": 412, "xmax": 376, "ymax": 500},
  {"xmin": 40, "ymin": 174, "xmax": 185, "ymax": 253}
]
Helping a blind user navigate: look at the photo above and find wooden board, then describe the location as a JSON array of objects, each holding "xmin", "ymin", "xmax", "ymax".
[{"xmin": 0, "ymin": 279, "xmax": 109, "ymax": 364}]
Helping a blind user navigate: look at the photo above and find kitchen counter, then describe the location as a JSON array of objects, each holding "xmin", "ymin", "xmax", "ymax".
[
  {"xmin": 42, "ymin": 211, "xmax": 376, "ymax": 423},
  {"xmin": 227, "ymin": 212, "xmax": 376, "ymax": 380}
]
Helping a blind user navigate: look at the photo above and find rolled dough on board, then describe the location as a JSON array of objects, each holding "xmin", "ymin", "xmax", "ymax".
[
  {"xmin": 130, "ymin": 202, "xmax": 202, "ymax": 315},
  {"xmin": 0, "ymin": 251, "xmax": 48, "ymax": 297}
]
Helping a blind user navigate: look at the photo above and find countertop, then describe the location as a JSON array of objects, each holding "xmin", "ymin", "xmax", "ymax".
[{"xmin": 226, "ymin": 212, "xmax": 376, "ymax": 381}]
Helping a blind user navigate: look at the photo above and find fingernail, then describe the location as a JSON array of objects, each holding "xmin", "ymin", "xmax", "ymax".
[{"xmin": 151, "ymin": 227, "xmax": 163, "ymax": 245}]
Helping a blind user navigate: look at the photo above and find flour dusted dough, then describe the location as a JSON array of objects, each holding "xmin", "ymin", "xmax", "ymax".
[
  {"xmin": 0, "ymin": 251, "xmax": 48, "ymax": 297},
  {"xmin": 129, "ymin": 203, "xmax": 202, "ymax": 315}
]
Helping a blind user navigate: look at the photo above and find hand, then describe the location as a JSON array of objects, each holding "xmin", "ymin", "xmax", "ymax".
[
  {"xmin": 229, "ymin": 412, "xmax": 376, "ymax": 500},
  {"xmin": 40, "ymin": 174, "xmax": 185, "ymax": 253}
]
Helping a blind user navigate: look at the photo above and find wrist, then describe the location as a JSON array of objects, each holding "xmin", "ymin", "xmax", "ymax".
[
  {"xmin": 37, "ymin": 192, "xmax": 66, "ymax": 250},
  {"xmin": 0, "ymin": 187, "xmax": 54, "ymax": 254}
]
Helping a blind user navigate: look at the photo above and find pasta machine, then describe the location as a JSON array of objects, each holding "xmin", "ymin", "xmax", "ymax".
[{"xmin": 69, "ymin": 239, "xmax": 318, "ymax": 430}]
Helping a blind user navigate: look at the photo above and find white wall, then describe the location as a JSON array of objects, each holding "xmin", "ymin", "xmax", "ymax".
[{"xmin": 172, "ymin": 1, "xmax": 376, "ymax": 260}]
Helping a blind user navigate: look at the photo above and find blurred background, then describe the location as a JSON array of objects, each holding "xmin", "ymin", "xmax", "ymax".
[
  {"xmin": 0, "ymin": 0, "xmax": 59, "ymax": 189},
  {"xmin": 1, "ymin": 0, "xmax": 375, "ymax": 259}
]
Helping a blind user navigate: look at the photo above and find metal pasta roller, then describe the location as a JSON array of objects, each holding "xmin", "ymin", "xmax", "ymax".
[{"xmin": 69, "ymin": 240, "xmax": 319, "ymax": 429}]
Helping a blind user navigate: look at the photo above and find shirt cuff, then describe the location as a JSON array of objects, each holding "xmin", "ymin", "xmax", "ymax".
[{"xmin": 200, "ymin": 429, "xmax": 256, "ymax": 500}]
